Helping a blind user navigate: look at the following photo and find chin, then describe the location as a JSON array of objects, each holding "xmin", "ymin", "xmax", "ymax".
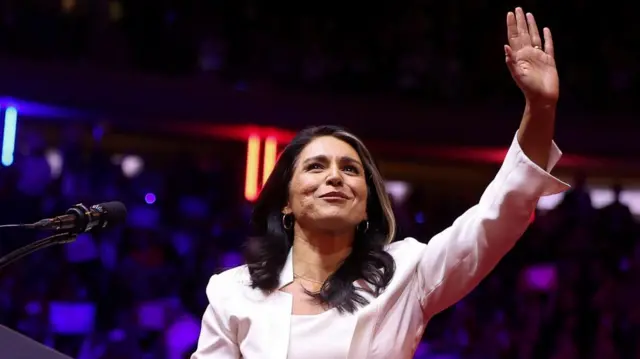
[{"xmin": 312, "ymin": 214, "xmax": 357, "ymax": 233}]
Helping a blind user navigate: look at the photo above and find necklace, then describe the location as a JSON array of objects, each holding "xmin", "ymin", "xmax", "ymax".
[{"xmin": 293, "ymin": 273, "xmax": 326, "ymax": 284}]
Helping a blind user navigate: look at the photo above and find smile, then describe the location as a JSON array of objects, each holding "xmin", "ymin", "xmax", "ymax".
[{"xmin": 319, "ymin": 191, "xmax": 350, "ymax": 200}]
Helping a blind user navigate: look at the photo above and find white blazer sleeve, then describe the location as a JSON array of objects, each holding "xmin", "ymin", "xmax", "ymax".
[
  {"xmin": 191, "ymin": 275, "xmax": 241, "ymax": 359},
  {"xmin": 418, "ymin": 133, "xmax": 570, "ymax": 316}
]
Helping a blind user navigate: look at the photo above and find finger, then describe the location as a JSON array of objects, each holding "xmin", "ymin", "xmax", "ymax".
[
  {"xmin": 515, "ymin": 7, "xmax": 531, "ymax": 46},
  {"xmin": 543, "ymin": 27, "xmax": 555, "ymax": 58},
  {"xmin": 526, "ymin": 12, "xmax": 542, "ymax": 49},
  {"xmin": 506, "ymin": 12, "xmax": 520, "ymax": 49}
]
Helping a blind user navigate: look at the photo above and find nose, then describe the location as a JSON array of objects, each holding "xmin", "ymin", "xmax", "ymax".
[{"xmin": 325, "ymin": 164, "xmax": 343, "ymax": 187}]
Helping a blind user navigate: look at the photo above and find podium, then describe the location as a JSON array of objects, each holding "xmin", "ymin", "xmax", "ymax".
[{"xmin": 0, "ymin": 325, "xmax": 72, "ymax": 359}]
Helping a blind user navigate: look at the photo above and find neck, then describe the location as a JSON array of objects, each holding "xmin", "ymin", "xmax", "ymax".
[{"xmin": 291, "ymin": 224, "xmax": 354, "ymax": 282}]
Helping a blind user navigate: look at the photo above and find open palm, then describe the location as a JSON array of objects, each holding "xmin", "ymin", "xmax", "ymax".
[{"xmin": 505, "ymin": 8, "xmax": 559, "ymax": 104}]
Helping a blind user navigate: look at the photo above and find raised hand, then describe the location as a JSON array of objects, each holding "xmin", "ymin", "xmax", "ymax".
[{"xmin": 505, "ymin": 8, "xmax": 559, "ymax": 105}]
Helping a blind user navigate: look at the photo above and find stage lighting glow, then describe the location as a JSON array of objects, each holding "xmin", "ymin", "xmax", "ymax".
[
  {"xmin": 145, "ymin": 193, "xmax": 157, "ymax": 204},
  {"xmin": 262, "ymin": 136, "xmax": 277, "ymax": 185},
  {"xmin": 1, "ymin": 107, "xmax": 18, "ymax": 167},
  {"xmin": 45, "ymin": 148, "xmax": 64, "ymax": 179},
  {"xmin": 244, "ymin": 135, "xmax": 261, "ymax": 201},
  {"xmin": 121, "ymin": 155, "xmax": 144, "ymax": 178},
  {"xmin": 385, "ymin": 181, "xmax": 411, "ymax": 204}
]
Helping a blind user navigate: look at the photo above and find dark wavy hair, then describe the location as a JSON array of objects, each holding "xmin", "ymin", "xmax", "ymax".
[{"xmin": 245, "ymin": 126, "xmax": 396, "ymax": 313}]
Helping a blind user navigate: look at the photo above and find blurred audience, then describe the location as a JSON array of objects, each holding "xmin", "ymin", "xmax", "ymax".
[
  {"xmin": 0, "ymin": 132, "xmax": 638, "ymax": 359},
  {"xmin": 0, "ymin": 0, "xmax": 637, "ymax": 110}
]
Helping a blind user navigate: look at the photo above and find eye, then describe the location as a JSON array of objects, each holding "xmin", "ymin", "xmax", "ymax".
[
  {"xmin": 343, "ymin": 165, "xmax": 360, "ymax": 174},
  {"xmin": 306, "ymin": 163, "xmax": 324, "ymax": 171}
]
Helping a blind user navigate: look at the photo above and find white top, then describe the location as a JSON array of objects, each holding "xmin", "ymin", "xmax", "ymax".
[
  {"xmin": 191, "ymin": 132, "xmax": 570, "ymax": 359},
  {"xmin": 288, "ymin": 310, "xmax": 353, "ymax": 359}
]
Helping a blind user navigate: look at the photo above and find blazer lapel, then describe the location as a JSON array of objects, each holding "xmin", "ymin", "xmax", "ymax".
[
  {"xmin": 278, "ymin": 249, "xmax": 294, "ymax": 289},
  {"xmin": 345, "ymin": 280, "xmax": 378, "ymax": 359},
  {"xmin": 264, "ymin": 250, "xmax": 294, "ymax": 359}
]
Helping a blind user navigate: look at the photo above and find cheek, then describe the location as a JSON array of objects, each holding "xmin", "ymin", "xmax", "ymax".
[
  {"xmin": 353, "ymin": 178, "xmax": 369, "ymax": 199},
  {"xmin": 356, "ymin": 192, "xmax": 368, "ymax": 213},
  {"xmin": 289, "ymin": 177, "xmax": 319, "ymax": 211},
  {"xmin": 352, "ymin": 181, "xmax": 369, "ymax": 210},
  {"xmin": 297, "ymin": 177, "xmax": 319, "ymax": 195}
]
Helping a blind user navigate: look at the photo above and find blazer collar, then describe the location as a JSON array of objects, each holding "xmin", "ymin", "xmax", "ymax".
[{"xmin": 277, "ymin": 248, "xmax": 294, "ymax": 289}]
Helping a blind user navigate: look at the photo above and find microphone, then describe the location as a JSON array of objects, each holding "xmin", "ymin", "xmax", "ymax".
[
  {"xmin": 30, "ymin": 201, "xmax": 127, "ymax": 233},
  {"xmin": 0, "ymin": 201, "xmax": 127, "ymax": 270}
]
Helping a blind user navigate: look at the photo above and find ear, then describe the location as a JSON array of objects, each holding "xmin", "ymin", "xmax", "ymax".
[{"xmin": 282, "ymin": 205, "xmax": 292, "ymax": 215}]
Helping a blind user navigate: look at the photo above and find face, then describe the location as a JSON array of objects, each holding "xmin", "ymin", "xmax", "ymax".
[{"xmin": 285, "ymin": 136, "xmax": 368, "ymax": 233}]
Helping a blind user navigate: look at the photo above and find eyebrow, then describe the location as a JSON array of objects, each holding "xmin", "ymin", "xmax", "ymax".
[{"xmin": 302, "ymin": 155, "xmax": 363, "ymax": 167}]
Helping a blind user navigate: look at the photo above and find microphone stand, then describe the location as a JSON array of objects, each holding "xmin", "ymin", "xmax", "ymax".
[{"xmin": 0, "ymin": 232, "xmax": 77, "ymax": 271}]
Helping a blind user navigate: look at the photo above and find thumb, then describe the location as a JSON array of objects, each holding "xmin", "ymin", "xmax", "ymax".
[
  {"xmin": 504, "ymin": 45, "xmax": 515, "ymax": 65},
  {"xmin": 504, "ymin": 45, "xmax": 517, "ymax": 74}
]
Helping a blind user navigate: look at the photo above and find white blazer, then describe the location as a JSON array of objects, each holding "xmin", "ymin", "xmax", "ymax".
[{"xmin": 191, "ymin": 133, "xmax": 570, "ymax": 359}]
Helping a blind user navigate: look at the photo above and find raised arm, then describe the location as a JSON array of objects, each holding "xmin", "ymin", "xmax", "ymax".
[
  {"xmin": 417, "ymin": 8, "xmax": 569, "ymax": 316},
  {"xmin": 505, "ymin": 7, "xmax": 560, "ymax": 168},
  {"xmin": 191, "ymin": 275, "xmax": 241, "ymax": 359},
  {"xmin": 417, "ymin": 133, "xmax": 568, "ymax": 315}
]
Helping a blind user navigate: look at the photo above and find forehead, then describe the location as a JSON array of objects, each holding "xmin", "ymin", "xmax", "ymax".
[{"xmin": 298, "ymin": 136, "xmax": 361, "ymax": 161}]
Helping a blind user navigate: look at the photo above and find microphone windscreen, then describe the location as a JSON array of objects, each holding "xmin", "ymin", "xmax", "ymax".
[{"xmin": 97, "ymin": 201, "xmax": 128, "ymax": 225}]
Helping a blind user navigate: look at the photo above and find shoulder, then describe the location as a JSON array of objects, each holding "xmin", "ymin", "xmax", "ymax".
[
  {"xmin": 385, "ymin": 237, "xmax": 427, "ymax": 257},
  {"xmin": 205, "ymin": 265, "xmax": 252, "ymax": 303},
  {"xmin": 378, "ymin": 237, "xmax": 429, "ymax": 291},
  {"xmin": 384, "ymin": 237, "xmax": 428, "ymax": 268}
]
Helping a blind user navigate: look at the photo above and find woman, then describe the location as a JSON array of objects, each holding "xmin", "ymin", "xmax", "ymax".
[{"xmin": 192, "ymin": 8, "xmax": 570, "ymax": 359}]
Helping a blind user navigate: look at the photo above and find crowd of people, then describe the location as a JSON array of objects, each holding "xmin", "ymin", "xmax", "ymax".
[
  {"xmin": 0, "ymin": 131, "xmax": 637, "ymax": 359},
  {"xmin": 0, "ymin": 0, "xmax": 636, "ymax": 110}
]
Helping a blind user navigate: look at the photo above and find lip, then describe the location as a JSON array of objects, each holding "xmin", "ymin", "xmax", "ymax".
[{"xmin": 319, "ymin": 191, "xmax": 350, "ymax": 200}]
